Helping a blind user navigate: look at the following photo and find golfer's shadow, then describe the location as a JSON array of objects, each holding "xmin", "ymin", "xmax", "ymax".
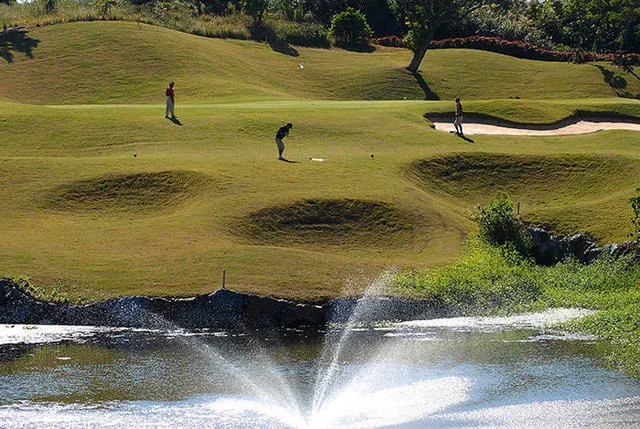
[
  {"xmin": 450, "ymin": 130, "xmax": 474, "ymax": 143},
  {"xmin": 169, "ymin": 117, "xmax": 182, "ymax": 126},
  {"xmin": 279, "ymin": 158, "xmax": 299, "ymax": 163}
]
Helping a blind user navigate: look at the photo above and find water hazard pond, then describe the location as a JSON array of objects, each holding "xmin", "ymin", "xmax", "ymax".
[{"xmin": 1, "ymin": 309, "xmax": 639, "ymax": 428}]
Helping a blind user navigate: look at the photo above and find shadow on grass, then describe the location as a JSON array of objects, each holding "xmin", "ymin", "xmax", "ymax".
[
  {"xmin": 279, "ymin": 158, "xmax": 299, "ymax": 163},
  {"xmin": 334, "ymin": 41, "xmax": 375, "ymax": 53},
  {"xmin": 591, "ymin": 64, "xmax": 637, "ymax": 98},
  {"xmin": 269, "ymin": 40, "xmax": 299, "ymax": 57},
  {"xmin": 0, "ymin": 27, "xmax": 40, "ymax": 63},
  {"xmin": 447, "ymin": 130, "xmax": 474, "ymax": 142},
  {"xmin": 167, "ymin": 117, "xmax": 182, "ymax": 126},
  {"xmin": 250, "ymin": 21, "xmax": 299, "ymax": 57},
  {"xmin": 409, "ymin": 70, "xmax": 439, "ymax": 100},
  {"xmin": 457, "ymin": 134, "xmax": 474, "ymax": 143},
  {"xmin": 593, "ymin": 64, "xmax": 627, "ymax": 89}
]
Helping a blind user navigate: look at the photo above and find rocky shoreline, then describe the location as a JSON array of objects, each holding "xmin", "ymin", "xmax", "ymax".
[
  {"xmin": 0, "ymin": 278, "xmax": 443, "ymax": 330},
  {"xmin": 527, "ymin": 226, "xmax": 635, "ymax": 265}
]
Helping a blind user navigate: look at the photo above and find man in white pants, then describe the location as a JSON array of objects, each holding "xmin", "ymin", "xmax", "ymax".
[
  {"xmin": 453, "ymin": 97, "xmax": 463, "ymax": 136},
  {"xmin": 165, "ymin": 81, "xmax": 176, "ymax": 120}
]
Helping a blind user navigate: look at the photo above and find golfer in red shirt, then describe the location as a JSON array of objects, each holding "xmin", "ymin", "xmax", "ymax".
[{"xmin": 165, "ymin": 81, "xmax": 176, "ymax": 119}]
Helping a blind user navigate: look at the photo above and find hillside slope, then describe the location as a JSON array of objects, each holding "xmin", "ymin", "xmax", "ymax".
[{"xmin": 0, "ymin": 21, "xmax": 636, "ymax": 104}]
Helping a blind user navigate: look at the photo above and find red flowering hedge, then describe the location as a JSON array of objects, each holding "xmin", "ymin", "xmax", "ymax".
[
  {"xmin": 372, "ymin": 35, "xmax": 405, "ymax": 48},
  {"xmin": 372, "ymin": 35, "xmax": 640, "ymax": 66}
]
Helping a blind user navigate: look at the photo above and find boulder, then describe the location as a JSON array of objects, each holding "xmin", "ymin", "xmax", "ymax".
[
  {"xmin": 165, "ymin": 290, "xmax": 248, "ymax": 329},
  {"xmin": 0, "ymin": 278, "xmax": 40, "ymax": 324},
  {"xmin": 566, "ymin": 232, "xmax": 597, "ymax": 262},
  {"xmin": 584, "ymin": 246, "xmax": 604, "ymax": 263},
  {"xmin": 528, "ymin": 227, "xmax": 566, "ymax": 265}
]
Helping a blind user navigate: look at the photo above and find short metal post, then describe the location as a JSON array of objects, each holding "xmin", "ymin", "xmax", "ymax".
[
  {"xmin": 517, "ymin": 201, "xmax": 520, "ymax": 215},
  {"xmin": 222, "ymin": 270, "xmax": 226, "ymax": 289}
]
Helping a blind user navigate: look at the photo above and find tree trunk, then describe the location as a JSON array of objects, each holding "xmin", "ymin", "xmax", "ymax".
[
  {"xmin": 406, "ymin": 44, "xmax": 428, "ymax": 73},
  {"xmin": 405, "ymin": 24, "xmax": 439, "ymax": 73}
]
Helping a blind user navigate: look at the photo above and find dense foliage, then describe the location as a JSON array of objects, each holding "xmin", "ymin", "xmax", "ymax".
[
  {"xmin": 328, "ymin": 7, "xmax": 372, "ymax": 45},
  {"xmin": 474, "ymin": 193, "xmax": 530, "ymax": 256},
  {"xmin": 1, "ymin": 0, "xmax": 637, "ymax": 55}
]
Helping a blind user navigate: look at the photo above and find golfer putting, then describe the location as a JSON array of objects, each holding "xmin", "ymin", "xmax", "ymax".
[{"xmin": 275, "ymin": 123, "xmax": 293, "ymax": 161}]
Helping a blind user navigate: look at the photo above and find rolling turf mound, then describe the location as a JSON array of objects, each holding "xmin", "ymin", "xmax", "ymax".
[
  {"xmin": 238, "ymin": 198, "xmax": 414, "ymax": 247},
  {"xmin": 0, "ymin": 21, "xmax": 637, "ymax": 104},
  {"xmin": 45, "ymin": 170, "xmax": 210, "ymax": 213},
  {"xmin": 408, "ymin": 153, "xmax": 640, "ymax": 205}
]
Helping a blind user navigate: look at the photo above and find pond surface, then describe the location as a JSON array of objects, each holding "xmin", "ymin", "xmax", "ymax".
[{"xmin": 0, "ymin": 309, "xmax": 639, "ymax": 428}]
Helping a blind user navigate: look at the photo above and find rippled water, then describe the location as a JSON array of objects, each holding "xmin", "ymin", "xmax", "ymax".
[{"xmin": 1, "ymin": 309, "xmax": 639, "ymax": 428}]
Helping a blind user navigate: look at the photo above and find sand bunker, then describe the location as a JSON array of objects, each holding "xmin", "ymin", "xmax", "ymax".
[{"xmin": 430, "ymin": 117, "xmax": 640, "ymax": 136}]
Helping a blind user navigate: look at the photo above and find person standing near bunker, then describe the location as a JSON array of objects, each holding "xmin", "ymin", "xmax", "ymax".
[
  {"xmin": 165, "ymin": 81, "xmax": 176, "ymax": 120},
  {"xmin": 275, "ymin": 123, "xmax": 293, "ymax": 160},
  {"xmin": 454, "ymin": 97, "xmax": 463, "ymax": 136}
]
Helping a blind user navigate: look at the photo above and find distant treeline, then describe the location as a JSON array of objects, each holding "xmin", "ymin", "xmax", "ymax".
[
  {"xmin": 374, "ymin": 35, "xmax": 640, "ymax": 66},
  {"xmin": 1, "ymin": 0, "xmax": 638, "ymax": 54}
]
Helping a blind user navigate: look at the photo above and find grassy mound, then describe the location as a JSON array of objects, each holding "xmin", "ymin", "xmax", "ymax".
[
  {"xmin": 408, "ymin": 152, "xmax": 640, "ymax": 204},
  {"xmin": 0, "ymin": 21, "xmax": 637, "ymax": 104},
  {"xmin": 239, "ymin": 198, "xmax": 414, "ymax": 246},
  {"xmin": 46, "ymin": 170, "xmax": 210, "ymax": 213}
]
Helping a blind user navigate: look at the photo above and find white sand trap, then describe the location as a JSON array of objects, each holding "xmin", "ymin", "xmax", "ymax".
[{"xmin": 431, "ymin": 118, "xmax": 640, "ymax": 136}]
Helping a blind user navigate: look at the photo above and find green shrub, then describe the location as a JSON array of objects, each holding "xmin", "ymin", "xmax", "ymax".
[
  {"xmin": 328, "ymin": 7, "xmax": 372, "ymax": 45},
  {"xmin": 394, "ymin": 239, "xmax": 640, "ymax": 377},
  {"xmin": 265, "ymin": 15, "xmax": 328, "ymax": 47},
  {"xmin": 475, "ymin": 192, "xmax": 531, "ymax": 256},
  {"xmin": 629, "ymin": 189, "xmax": 640, "ymax": 248},
  {"xmin": 395, "ymin": 239, "xmax": 542, "ymax": 315}
]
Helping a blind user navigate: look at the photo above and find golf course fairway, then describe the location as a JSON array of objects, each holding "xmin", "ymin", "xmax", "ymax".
[{"xmin": 1, "ymin": 20, "xmax": 639, "ymax": 302}]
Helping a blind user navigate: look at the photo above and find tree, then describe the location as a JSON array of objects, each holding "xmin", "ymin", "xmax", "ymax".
[
  {"xmin": 390, "ymin": 0, "xmax": 484, "ymax": 73},
  {"xmin": 242, "ymin": 0, "xmax": 268, "ymax": 22},
  {"xmin": 329, "ymin": 7, "xmax": 373, "ymax": 45},
  {"xmin": 609, "ymin": 0, "xmax": 640, "ymax": 51},
  {"xmin": 560, "ymin": 0, "xmax": 639, "ymax": 52}
]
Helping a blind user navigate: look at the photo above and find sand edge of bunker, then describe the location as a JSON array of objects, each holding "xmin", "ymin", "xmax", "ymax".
[{"xmin": 425, "ymin": 111, "xmax": 640, "ymax": 135}]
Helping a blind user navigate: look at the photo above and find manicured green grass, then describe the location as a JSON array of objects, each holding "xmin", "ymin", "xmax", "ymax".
[
  {"xmin": 1, "ymin": 21, "xmax": 640, "ymax": 303},
  {"xmin": 1, "ymin": 21, "xmax": 638, "ymax": 105},
  {"xmin": 1, "ymin": 99, "xmax": 639, "ymax": 302}
]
